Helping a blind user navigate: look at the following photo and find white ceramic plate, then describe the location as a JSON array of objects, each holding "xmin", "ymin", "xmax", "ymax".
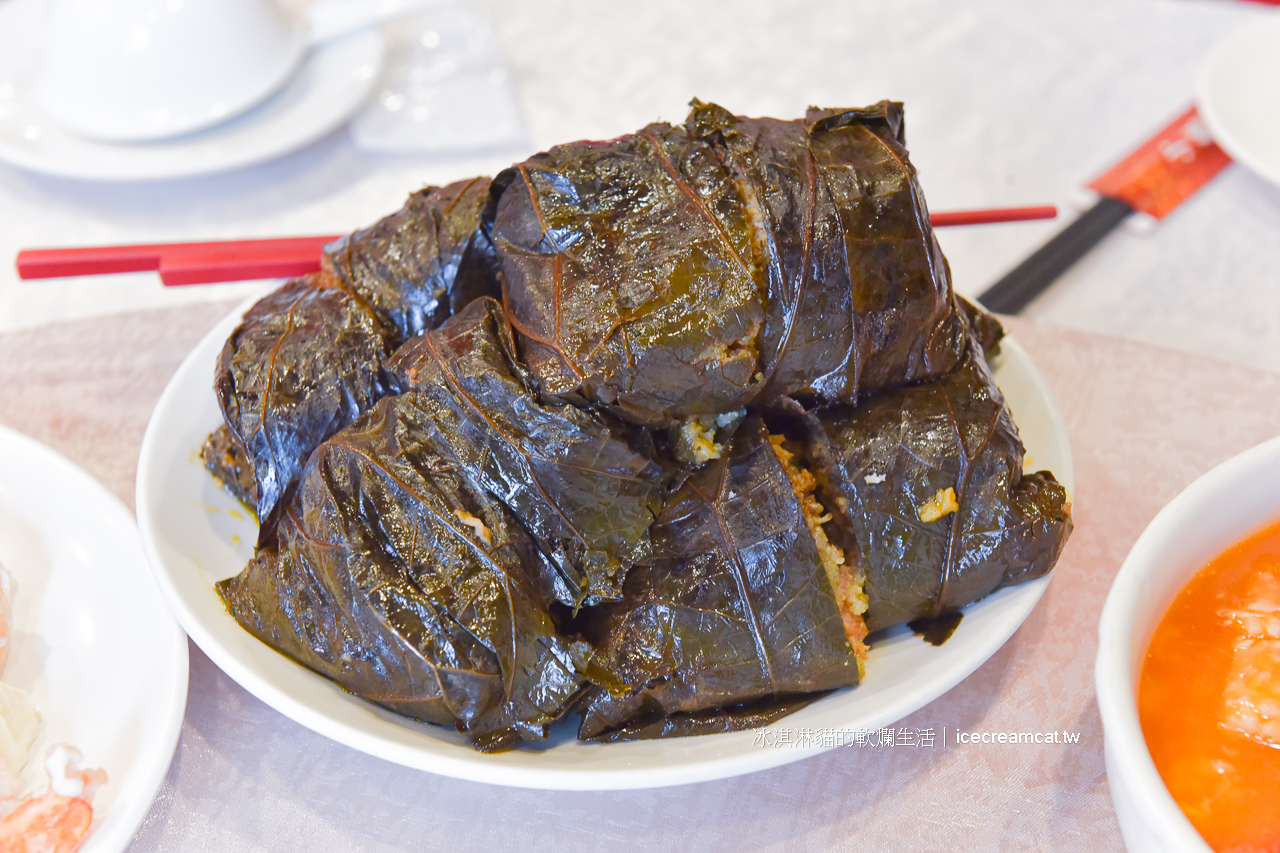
[
  {"xmin": 0, "ymin": 426, "xmax": 188, "ymax": 850},
  {"xmin": 0, "ymin": 0, "xmax": 383, "ymax": 182},
  {"xmin": 1196, "ymin": 13, "xmax": 1280, "ymax": 188},
  {"xmin": 136, "ymin": 294, "xmax": 1074, "ymax": 791}
]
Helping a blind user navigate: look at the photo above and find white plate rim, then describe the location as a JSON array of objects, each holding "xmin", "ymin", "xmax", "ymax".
[
  {"xmin": 0, "ymin": 424, "xmax": 189, "ymax": 852},
  {"xmin": 1195, "ymin": 13, "xmax": 1280, "ymax": 189},
  {"xmin": 135, "ymin": 292, "xmax": 1074, "ymax": 791},
  {"xmin": 0, "ymin": 21, "xmax": 383, "ymax": 182}
]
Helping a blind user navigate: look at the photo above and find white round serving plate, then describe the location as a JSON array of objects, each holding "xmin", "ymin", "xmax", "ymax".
[
  {"xmin": 0, "ymin": 0, "xmax": 383, "ymax": 182},
  {"xmin": 1095, "ymin": 437, "xmax": 1280, "ymax": 853},
  {"xmin": 136, "ymin": 293, "xmax": 1074, "ymax": 791},
  {"xmin": 1196, "ymin": 13, "xmax": 1280, "ymax": 188},
  {"xmin": 0, "ymin": 426, "xmax": 188, "ymax": 851}
]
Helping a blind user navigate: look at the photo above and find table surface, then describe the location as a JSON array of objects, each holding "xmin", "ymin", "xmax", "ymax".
[
  {"xmin": 2, "ymin": 0, "xmax": 1279, "ymax": 850},
  {"xmin": 6, "ymin": 306, "xmax": 1280, "ymax": 852}
]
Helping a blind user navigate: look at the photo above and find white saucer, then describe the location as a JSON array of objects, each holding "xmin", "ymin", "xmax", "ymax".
[
  {"xmin": 1196, "ymin": 13, "xmax": 1280, "ymax": 189},
  {"xmin": 0, "ymin": 0, "xmax": 384, "ymax": 182},
  {"xmin": 0, "ymin": 425, "xmax": 188, "ymax": 853}
]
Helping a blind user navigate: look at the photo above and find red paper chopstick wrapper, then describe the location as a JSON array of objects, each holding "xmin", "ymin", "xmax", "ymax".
[
  {"xmin": 1088, "ymin": 106, "xmax": 1231, "ymax": 219},
  {"xmin": 979, "ymin": 105, "xmax": 1233, "ymax": 314}
]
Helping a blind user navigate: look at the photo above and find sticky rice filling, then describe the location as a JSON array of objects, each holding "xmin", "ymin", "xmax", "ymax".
[{"xmin": 768, "ymin": 434, "xmax": 869, "ymax": 671}]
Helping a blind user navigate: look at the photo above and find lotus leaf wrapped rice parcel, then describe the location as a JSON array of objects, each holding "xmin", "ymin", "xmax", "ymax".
[{"xmin": 202, "ymin": 101, "xmax": 1072, "ymax": 752}]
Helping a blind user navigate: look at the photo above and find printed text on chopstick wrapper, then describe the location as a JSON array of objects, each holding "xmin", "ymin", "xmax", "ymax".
[{"xmin": 1088, "ymin": 106, "xmax": 1231, "ymax": 219}]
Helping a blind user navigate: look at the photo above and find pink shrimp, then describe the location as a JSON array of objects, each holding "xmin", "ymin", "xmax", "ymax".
[{"xmin": 0, "ymin": 745, "xmax": 106, "ymax": 853}]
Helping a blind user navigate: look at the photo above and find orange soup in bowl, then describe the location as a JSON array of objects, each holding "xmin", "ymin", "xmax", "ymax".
[{"xmin": 1139, "ymin": 516, "xmax": 1280, "ymax": 852}]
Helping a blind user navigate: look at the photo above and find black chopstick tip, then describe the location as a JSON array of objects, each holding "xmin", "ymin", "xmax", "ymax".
[{"xmin": 977, "ymin": 196, "xmax": 1134, "ymax": 315}]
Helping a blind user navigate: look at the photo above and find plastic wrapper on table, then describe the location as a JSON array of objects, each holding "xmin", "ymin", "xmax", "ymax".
[
  {"xmin": 387, "ymin": 297, "xmax": 672, "ymax": 609},
  {"xmin": 216, "ymin": 390, "xmax": 586, "ymax": 753}
]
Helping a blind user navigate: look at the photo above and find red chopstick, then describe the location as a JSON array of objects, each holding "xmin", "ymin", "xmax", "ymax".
[
  {"xmin": 928, "ymin": 205, "xmax": 1058, "ymax": 227},
  {"xmin": 15, "ymin": 206, "xmax": 1057, "ymax": 286},
  {"xmin": 15, "ymin": 235, "xmax": 343, "ymax": 286}
]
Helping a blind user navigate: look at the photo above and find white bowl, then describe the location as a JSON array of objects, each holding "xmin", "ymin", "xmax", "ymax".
[
  {"xmin": 1096, "ymin": 436, "xmax": 1280, "ymax": 852},
  {"xmin": 33, "ymin": 0, "xmax": 306, "ymax": 142}
]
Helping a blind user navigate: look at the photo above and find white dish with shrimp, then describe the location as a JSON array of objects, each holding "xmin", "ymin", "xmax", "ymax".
[{"xmin": 0, "ymin": 426, "xmax": 188, "ymax": 851}]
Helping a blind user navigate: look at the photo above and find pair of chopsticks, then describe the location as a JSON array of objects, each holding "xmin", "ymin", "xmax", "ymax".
[
  {"xmin": 978, "ymin": 106, "xmax": 1233, "ymax": 315},
  {"xmin": 16, "ymin": 235, "xmax": 342, "ymax": 287},
  {"xmin": 15, "ymin": 206, "xmax": 1057, "ymax": 287}
]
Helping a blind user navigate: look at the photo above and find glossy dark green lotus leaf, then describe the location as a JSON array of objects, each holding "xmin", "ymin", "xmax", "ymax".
[
  {"xmin": 492, "ymin": 101, "xmax": 968, "ymax": 427},
  {"xmin": 578, "ymin": 416, "xmax": 858, "ymax": 741},
  {"xmin": 204, "ymin": 103, "xmax": 1074, "ymax": 751},
  {"xmin": 684, "ymin": 100, "xmax": 967, "ymax": 406},
  {"xmin": 580, "ymin": 693, "xmax": 820, "ymax": 743},
  {"xmin": 209, "ymin": 180, "xmax": 504, "ymax": 528},
  {"xmin": 958, "ymin": 294, "xmax": 1005, "ymax": 355},
  {"xmin": 211, "ymin": 276, "xmax": 392, "ymax": 529},
  {"xmin": 491, "ymin": 121, "xmax": 769, "ymax": 426},
  {"xmin": 217, "ymin": 391, "xmax": 586, "ymax": 752},
  {"xmin": 804, "ymin": 338, "xmax": 1072, "ymax": 633},
  {"xmin": 324, "ymin": 177, "xmax": 500, "ymax": 344},
  {"xmin": 387, "ymin": 297, "xmax": 671, "ymax": 608},
  {"xmin": 201, "ymin": 423, "xmax": 258, "ymax": 509}
]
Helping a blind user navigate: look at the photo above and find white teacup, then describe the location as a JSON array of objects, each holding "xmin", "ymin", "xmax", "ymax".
[{"xmin": 33, "ymin": 0, "xmax": 307, "ymax": 142}]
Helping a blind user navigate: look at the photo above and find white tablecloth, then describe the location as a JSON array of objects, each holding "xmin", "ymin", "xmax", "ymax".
[
  {"xmin": 7, "ymin": 307, "xmax": 1280, "ymax": 853},
  {"xmin": 2, "ymin": 1, "xmax": 1278, "ymax": 850}
]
